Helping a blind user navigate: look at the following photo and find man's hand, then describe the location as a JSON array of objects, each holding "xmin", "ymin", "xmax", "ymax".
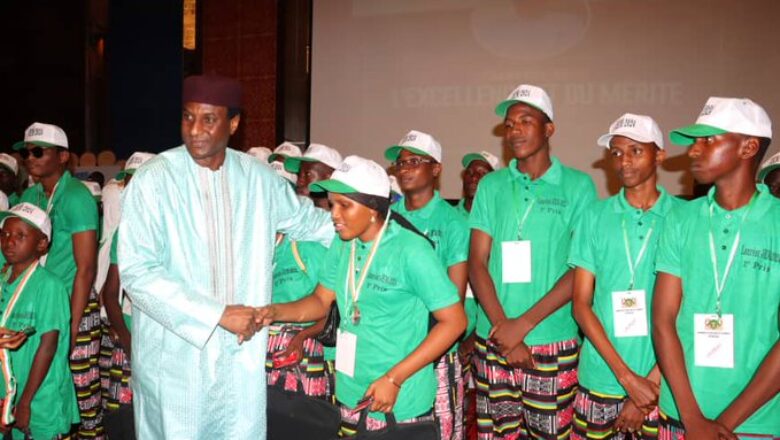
[
  {"xmin": 0, "ymin": 328, "xmax": 27, "ymax": 350},
  {"xmin": 254, "ymin": 305, "xmax": 278, "ymax": 328},
  {"xmin": 614, "ymin": 400, "xmax": 645, "ymax": 434},
  {"xmin": 13, "ymin": 401, "xmax": 31, "ymax": 433},
  {"xmin": 364, "ymin": 375, "xmax": 401, "ymax": 413},
  {"xmin": 219, "ymin": 305, "xmax": 261, "ymax": 344},
  {"xmin": 504, "ymin": 342, "xmax": 535, "ymax": 370},
  {"xmin": 619, "ymin": 372, "xmax": 660, "ymax": 412},
  {"xmin": 489, "ymin": 317, "xmax": 530, "ymax": 356},
  {"xmin": 685, "ymin": 415, "xmax": 737, "ymax": 440}
]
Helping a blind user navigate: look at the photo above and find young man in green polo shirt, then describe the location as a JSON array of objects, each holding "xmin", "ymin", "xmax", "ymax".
[
  {"xmin": 654, "ymin": 97, "xmax": 780, "ymax": 439},
  {"xmin": 757, "ymin": 151, "xmax": 780, "ymax": 198},
  {"xmin": 457, "ymin": 150, "xmax": 500, "ymax": 439},
  {"xmin": 385, "ymin": 130, "xmax": 469, "ymax": 440},
  {"xmin": 469, "ymin": 84, "xmax": 597, "ymax": 439},
  {"xmin": 13, "ymin": 122, "xmax": 102, "ymax": 438},
  {"xmin": 570, "ymin": 113, "xmax": 685, "ymax": 439},
  {"xmin": 265, "ymin": 143, "xmax": 343, "ymax": 406},
  {"xmin": 0, "ymin": 203, "xmax": 80, "ymax": 439}
]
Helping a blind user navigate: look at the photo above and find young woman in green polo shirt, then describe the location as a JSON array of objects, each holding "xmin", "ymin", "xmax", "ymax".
[{"xmin": 259, "ymin": 155, "xmax": 466, "ymax": 437}]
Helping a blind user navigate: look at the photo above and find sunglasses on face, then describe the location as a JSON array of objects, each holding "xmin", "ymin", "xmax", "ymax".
[{"xmin": 19, "ymin": 146, "xmax": 47, "ymax": 160}]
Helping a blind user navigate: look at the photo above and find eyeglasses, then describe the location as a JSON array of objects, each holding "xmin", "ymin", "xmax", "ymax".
[
  {"xmin": 19, "ymin": 146, "xmax": 47, "ymax": 160},
  {"xmin": 394, "ymin": 158, "xmax": 434, "ymax": 169}
]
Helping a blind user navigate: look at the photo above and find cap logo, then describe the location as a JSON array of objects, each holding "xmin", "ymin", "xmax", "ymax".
[
  {"xmin": 614, "ymin": 118, "xmax": 637, "ymax": 130},
  {"xmin": 512, "ymin": 89, "xmax": 531, "ymax": 99},
  {"xmin": 27, "ymin": 127, "xmax": 44, "ymax": 137},
  {"xmin": 401, "ymin": 134, "xmax": 417, "ymax": 144},
  {"xmin": 19, "ymin": 205, "xmax": 35, "ymax": 215},
  {"xmin": 337, "ymin": 162, "xmax": 352, "ymax": 173},
  {"xmin": 128, "ymin": 157, "xmax": 143, "ymax": 166},
  {"xmin": 701, "ymin": 104, "xmax": 715, "ymax": 116}
]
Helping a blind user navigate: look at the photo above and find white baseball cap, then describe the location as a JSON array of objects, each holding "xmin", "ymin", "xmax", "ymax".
[
  {"xmin": 268, "ymin": 142, "xmax": 302, "ymax": 163},
  {"xmin": 270, "ymin": 161, "xmax": 297, "ymax": 184},
  {"xmin": 670, "ymin": 97, "xmax": 772, "ymax": 146},
  {"xmin": 389, "ymin": 175, "xmax": 402, "ymax": 196},
  {"xmin": 0, "ymin": 192, "xmax": 8, "ymax": 211},
  {"xmin": 597, "ymin": 113, "xmax": 665, "ymax": 149},
  {"xmin": 384, "ymin": 130, "xmax": 442, "ymax": 163},
  {"xmin": 117, "ymin": 152, "xmax": 156, "ymax": 180},
  {"xmin": 284, "ymin": 143, "xmax": 343, "ymax": 173},
  {"xmin": 495, "ymin": 84, "xmax": 554, "ymax": 121},
  {"xmin": 462, "ymin": 151, "xmax": 502, "ymax": 170},
  {"xmin": 84, "ymin": 181, "xmax": 102, "ymax": 200},
  {"xmin": 0, "ymin": 202, "xmax": 52, "ymax": 240},
  {"xmin": 247, "ymin": 146, "xmax": 272, "ymax": 162},
  {"xmin": 13, "ymin": 122, "xmax": 69, "ymax": 150},
  {"xmin": 310, "ymin": 155, "xmax": 390, "ymax": 198},
  {"xmin": 0, "ymin": 154, "xmax": 18, "ymax": 175},
  {"xmin": 758, "ymin": 151, "xmax": 780, "ymax": 181}
]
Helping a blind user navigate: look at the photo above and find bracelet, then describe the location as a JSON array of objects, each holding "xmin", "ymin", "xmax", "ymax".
[{"xmin": 385, "ymin": 374, "xmax": 401, "ymax": 389}]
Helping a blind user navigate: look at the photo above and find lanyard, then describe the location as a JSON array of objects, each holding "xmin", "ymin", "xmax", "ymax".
[
  {"xmin": 0, "ymin": 261, "xmax": 39, "ymax": 426},
  {"xmin": 511, "ymin": 180, "xmax": 535, "ymax": 240},
  {"xmin": 621, "ymin": 218, "xmax": 655, "ymax": 290},
  {"xmin": 707, "ymin": 198, "xmax": 753, "ymax": 317},
  {"xmin": 345, "ymin": 216, "xmax": 390, "ymax": 325},
  {"xmin": 43, "ymin": 178, "xmax": 62, "ymax": 215}
]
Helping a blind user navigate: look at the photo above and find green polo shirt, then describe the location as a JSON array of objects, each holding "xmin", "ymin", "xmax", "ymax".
[
  {"xmin": 392, "ymin": 191, "xmax": 469, "ymax": 352},
  {"xmin": 20, "ymin": 171, "xmax": 99, "ymax": 294},
  {"xmin": 469, "ymin": 156, "xmax": 596, "ymax": 344},
  {"xmin": 272, "ymin": 236, "xmax": 332, "ymax": 359},
  {"xmin": 0, "ymin": 266, "xmax": 80, "ymax": 439},
  {"xmin": 655, "ymin": 184, "xmax": 780, "ymax": 435},
  {"xmin": 456, "ymin": 198, "xmax": 478, "ymax": 338},
  {"xmin": 319, "ymin": 220, "xmax": 459, "ymax": 421},
  {"xmin": 8, "ymin": 192, "xmax": 20, "ymax": 208},
  {"xmin": 569, "ymin": 187, "xmax": 684, "ymax": 395}
]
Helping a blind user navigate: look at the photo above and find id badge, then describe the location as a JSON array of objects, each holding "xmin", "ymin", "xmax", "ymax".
[
  {"xmin": 612, "ymin": 290, "xmax": 648, "ymax": 337},
  {"xmin": 336, "ymin": 329, "xmax": 357, "ymax": 377},
  {"xmin": 502, "ymin": 240, "xmax": 532, "ymax": 283},
  {"xmin": 694, "ymin": 314, "xmax": 734, "ymax": 369}
]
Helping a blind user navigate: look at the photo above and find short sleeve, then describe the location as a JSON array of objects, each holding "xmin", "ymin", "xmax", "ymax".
[
  {"xmin": 468, "ymin": 175, "xmax": 495, "ymax": 236},
  {"xmin": 405, "ymin": 239, "xmax": 459, "ymax": 312},
  {"xmin": 655, "ymin": 206, "xmax": 683, "ymax": 277},
  {"xmin": 60, "ymin": 188, "xmax": 99, "ymax": 234},
  {"xmin": 568, "ymin": 205, "xmax": 597, "ymax": 274},
  {"xmin": 570, "ymin": 175, "xmax": 597, "ymax": 232},
  {"xmin": 318, "ymin": 240, "xmax": 345, "ymax": 292}
]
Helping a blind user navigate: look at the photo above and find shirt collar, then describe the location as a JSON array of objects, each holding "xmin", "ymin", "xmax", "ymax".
[
  {"xmin": 613, "ymin": 186, "xmax": 674, "ymax": 216},
  {"xmin": 706, "ymin": 183, "xmax": 773, "ymax": 218},
  {"xmin": 395, "ymin": 191, "xmax": 443, "ymax": 220},
  {"xmin": 33, "ymin": 170, "xmax": 71, "ymax": 197},
  {"xmin": 507, "ymin": 156, "xmax": 562, "ymax": 185}
]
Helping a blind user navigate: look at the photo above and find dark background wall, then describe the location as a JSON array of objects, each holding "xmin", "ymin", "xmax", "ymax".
[{"xmin": 0, "ymin": 1, "xmax": 87, "ymax": 154}]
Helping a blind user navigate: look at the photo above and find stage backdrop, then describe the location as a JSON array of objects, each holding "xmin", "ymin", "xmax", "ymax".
[{"xmin": 310, "ymin": 0, "xmax": 780, "ymax": 198}]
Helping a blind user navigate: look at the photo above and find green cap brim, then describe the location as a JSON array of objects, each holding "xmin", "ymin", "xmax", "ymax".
[
  {"xmin": 309, "ymin": 179, "xmax": 358, "ymax": 194},
  {"xmin": 669, "ymin": 124, "xmax": 728, "ymax": 146},
  {"xmin": 115, "ymin": 169, "xmax": 136, "ymax": 181},
  {"xmin": 384, "ymin": 146, "xmax": 432, "ymax": 162},
  {"xmin": 758, "ymin": 164, "xmax": 780, "ymax": 181},
  {"xmin": 495, "ymin": 99, "xmax": 550, "ymax": 120},
  {"xmin": 284, "ymin": 157, "xmax": 320, "ymax": 173},
  {"xmin": 461, "ymin": 153, "xmax": 491, "ymax": 169},
  {"xmin": 12, "ymin": 140, "xmax": 59, "ymax": 151}
]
